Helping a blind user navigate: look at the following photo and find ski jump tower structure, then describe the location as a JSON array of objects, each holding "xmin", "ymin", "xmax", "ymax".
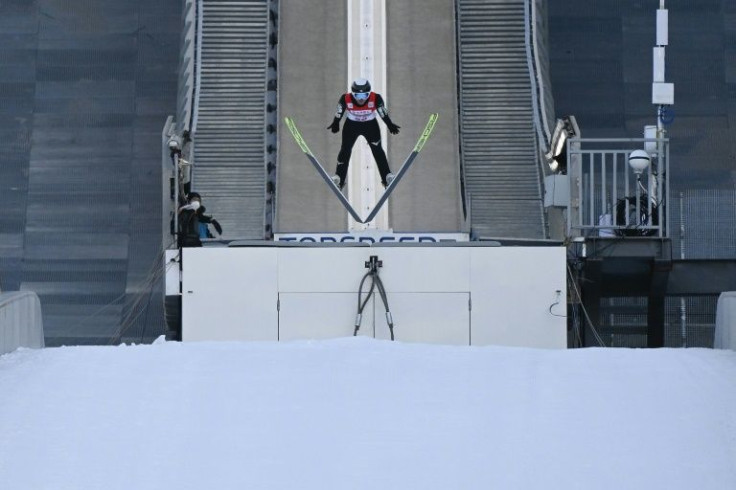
[
  {"xmin": 162, "ymin": 0, "xmax": 574, "ymax": 347},
  {"xmin": 162, "ymin": 0, "xmax": 736, "ymax": 349}
]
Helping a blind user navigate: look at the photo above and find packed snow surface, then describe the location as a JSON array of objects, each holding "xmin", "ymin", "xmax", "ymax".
[{"xmin": 1, "ymin": 337, "xmax": 735, "ymax": 489}]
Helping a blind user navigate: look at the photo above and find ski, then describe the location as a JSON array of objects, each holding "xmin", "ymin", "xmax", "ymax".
[
  {"xmin": 284, "ymin": 117, "xmax": 365, "ymax": 223},
  {"xmin": 362, "ymin": 112, "xmax": 438, "ymax": 224}
]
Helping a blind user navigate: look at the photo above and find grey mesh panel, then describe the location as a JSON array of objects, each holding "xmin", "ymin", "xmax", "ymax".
[
  {"xmin": 681, "ymin": 190, "xmax": 736, "ymax": 259},
  {"xmin": 191, "ymin": 0, "xmax": 269, "ymax": 239},
  {"xmin": 457, "ymin": 0, "xmax": 545, "ymax": 238}
]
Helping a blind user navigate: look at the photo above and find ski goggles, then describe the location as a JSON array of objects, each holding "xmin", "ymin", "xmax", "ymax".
[{"xmin": 352, "ymin": 92, "xmax": 370, "ymax": 101}]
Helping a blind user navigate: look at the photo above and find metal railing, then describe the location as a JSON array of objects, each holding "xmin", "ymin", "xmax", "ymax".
[
  {"xmin": 526, "ymin": 0, "xmax": 553, "ymax": 150},
  {"xmin": 177, "ymin": 0, "xmax": 197, "ymax": 136},
  {"xmin": 567, "ymin": 138, "xmax": 670, "ymax": 238}
]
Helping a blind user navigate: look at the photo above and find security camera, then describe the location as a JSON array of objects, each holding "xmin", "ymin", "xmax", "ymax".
[{"xmin": 168, "ymin": 135, "xmax": 182, "ymax": 151}]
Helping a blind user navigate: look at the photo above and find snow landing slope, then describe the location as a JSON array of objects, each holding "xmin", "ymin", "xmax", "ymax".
[{"xmin": 0, "ymin": 338, "xmax": 735, "ymax": 490}]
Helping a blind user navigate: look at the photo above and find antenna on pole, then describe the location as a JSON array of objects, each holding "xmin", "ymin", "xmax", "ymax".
[
  {"xmin": 645, "ymin": 0, "xmax": 673, "ymax": 207},
  {"xmin": 652, "ymin": 0, "xmax": 673, "ymax": 128}
]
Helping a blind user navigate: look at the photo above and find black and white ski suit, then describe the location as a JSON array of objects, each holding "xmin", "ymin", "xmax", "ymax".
[{"xmin": 327, "ymin": 92, "xmax": 400, "ymax": 187}]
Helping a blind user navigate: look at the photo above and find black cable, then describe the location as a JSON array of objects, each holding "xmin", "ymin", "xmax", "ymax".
[
  {"xmin": 354, "ymin": 256, "xmax": 394, "ymax": 340},
  {"xmin": 549, "ymin": 290, "xmax": 566, "ymax": 318},
  {"xmin": 108, "ymin": 242, "xmax": 177, "ymax": 345},
  {"xmin": 373, "ymin": 274, "xmax": 394, "ymax": 340},
  {"xmin": 354, "ymin": 270, "xmax": 375, "ymax": 336},
  {"xmin": 572, "ymin": 301, "xmax": 582, "ymax": 348},
  {"xmin": 137, "ymin": 283, "xmax": 157, "ymax": 344},
  {"xmin": 614, "ymin": 193, "xmax": 659, "ymax": 237}
]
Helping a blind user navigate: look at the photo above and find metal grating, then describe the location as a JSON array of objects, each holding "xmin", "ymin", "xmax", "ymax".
[
  {"xmin": 586, "ymin": 295, "xmax": 719, "ymax": 349},
  {"xmin": 192, "ymin": 0, "xmax": 269, "ymax": 239},
  {"xmin": 457, "ymin": 0, "xmax": 545, "ymax": 238}
]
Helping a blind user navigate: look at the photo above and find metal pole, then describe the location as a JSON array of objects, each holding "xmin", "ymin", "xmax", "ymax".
[
  {"xmin": 654, "ymin": 0, "xmax": 670, "ymax": 236},
  {"xmin": 655, "ymin": 13, "xmax": 664, "ymax": 235},
  {"xmin": 173, "ymin": 151, "xmax": 180, "ymax": 246},
  {"xmin": 679, "ymin": 192, "xmax": 687, "ymax": 346}
]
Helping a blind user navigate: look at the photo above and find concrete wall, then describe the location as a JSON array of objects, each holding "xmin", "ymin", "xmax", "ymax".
[
  {"xmin": 386, "ymin": 0, "xmax": 463, "ymax": 232},
  {"xmin": 277, "ymin": 0, "xmax": 348, "ymax": 232},
  {"xmin": 180, "ymin": 244, "xmax": 567, "ymax": 349},
  {"xmin": 715, "ymin": 291, "xmax": 736, "ymax": 350},
  {"xmin": 0, "ymin": 292, "xmax": 44, "ymax": 356}
]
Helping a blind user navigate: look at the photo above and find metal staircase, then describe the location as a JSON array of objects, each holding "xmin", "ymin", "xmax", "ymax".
[
  {"xmin": 457, "ymin": 0, "xmax": 545, "ymax": 239},
  {"xmin": 192, "ymin": 0, "xmax": 269, "ymax": 239}
]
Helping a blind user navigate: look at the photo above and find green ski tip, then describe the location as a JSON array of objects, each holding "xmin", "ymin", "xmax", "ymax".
[{"xmin": 413, "ymin": 113, "xmax": 438, "ymax": 153}]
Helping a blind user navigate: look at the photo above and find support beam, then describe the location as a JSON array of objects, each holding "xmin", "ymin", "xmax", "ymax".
[
  {"xmin": 647, "ymin": 260, "xmax": 670, "ymax": 347},
  {"xmin": 582, "ymin": 259, "xmax": 603, "ymax": 347}
]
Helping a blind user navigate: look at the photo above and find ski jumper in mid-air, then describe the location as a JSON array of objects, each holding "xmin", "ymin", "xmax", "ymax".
[{"xmin": 327, "ymin": 78, "xmax": 401, "ymax": 190}]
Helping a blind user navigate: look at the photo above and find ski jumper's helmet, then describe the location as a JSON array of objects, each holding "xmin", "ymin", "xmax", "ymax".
[
  {"xmin": 351, "ymin": 78, "xmax": 371, "ymax": 93},
  {"xmin": 351, "ymin": 78, "xmax": 371, "ymax": 103}
]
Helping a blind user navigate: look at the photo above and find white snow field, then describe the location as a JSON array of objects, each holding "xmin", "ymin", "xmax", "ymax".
[{"xmin": 1, "ymin": 337, "xmax": 735, "ymax": 490}]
